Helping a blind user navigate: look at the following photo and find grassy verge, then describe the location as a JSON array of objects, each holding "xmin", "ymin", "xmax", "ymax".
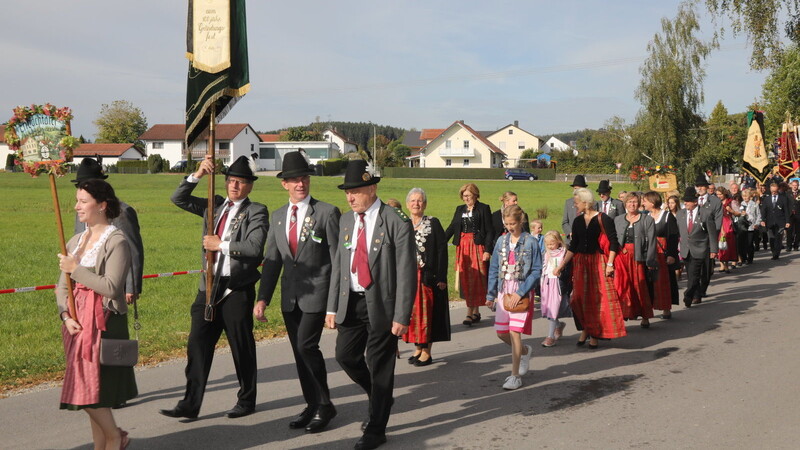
[{"xmin": 0, "ymin": 172, "xmax": 634, "ymax": 393}]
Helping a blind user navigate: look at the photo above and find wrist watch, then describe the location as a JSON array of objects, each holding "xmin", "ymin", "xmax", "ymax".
[{"xmin": 606, "ymin": 262, "xmax": 614, "ymax": 267}]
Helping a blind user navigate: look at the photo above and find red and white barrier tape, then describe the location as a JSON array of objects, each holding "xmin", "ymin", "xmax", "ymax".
[{"xmin": 0, "ymin": 269, "xmax": 205, "ymax": 295}]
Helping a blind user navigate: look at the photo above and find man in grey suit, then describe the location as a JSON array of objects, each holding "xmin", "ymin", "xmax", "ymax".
[
  {"xmin": 326, "ymin": 160, "xmax": 416, "ymax": 450},
  {"xmin": 562, "ymin": 175, "xmax": 588, "ymax": 244},
  {"xmin": 675, "ymin": 187, "xmax": 718, "ymax": 307},
  {"xmin": 694, "ymin": 175, "xmax": 722, "ymax": 297},
  {"xmin": 595, "ymin": 179, "xmax": 625, "ymax": 218},
  {"xmin": 255, "ymin": 151, "xmax": 341, "ymax": 433},
  {"xmin": 72, "ymin": 158, "xmax": 143, "ymax": 306},
  {"xmin": 161, "ymin": 155, "xmax": 268, "ymax": 420}
]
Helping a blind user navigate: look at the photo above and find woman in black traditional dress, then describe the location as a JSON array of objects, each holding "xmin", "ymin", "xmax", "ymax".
[
  {"xmin": 403, "ymin": 188, "xmax": 451, "ymax": 366},
  {"xmin": 642, "ymin": 191, "xmax": 680, "ymax": 319}
]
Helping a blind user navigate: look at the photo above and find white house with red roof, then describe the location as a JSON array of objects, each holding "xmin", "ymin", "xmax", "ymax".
[
  {"xmin": 323, "ymin": 128, "xmax": 357, "ymax": 154},
  {"xmin": 418, "ymin": 120, "xmax": 506, "ymax": 168},
  {"xmin": 72, "ymin": 143, "xmax": 145, "ymax": 166},
  {"xmin": 138, "ymin": 123, "xmax": 261, "ymax": 168}
]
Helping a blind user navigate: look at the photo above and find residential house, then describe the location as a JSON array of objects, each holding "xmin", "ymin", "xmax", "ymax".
[
  {"xmin": 323, "ymin": 128, "xmax": 358, "ymax": 154},
  {"xmin": 483, "ymin": 120, "xmax": 541, "ymax": 166},
  {"xmin": 401, "ymin": 130, "xmax": 426, "ymax": 167},
  {"xmin": 418, "ymin": 121, "xmax": 505, "ymax": 168},
  {"xmin": 72, "ymin": 143, "xmax": 145, "ymax": 166},
  {"xmin": 258, "ymin": 140, "xmax": 340, "ymax": 171},
  {"xmin": 0, "ymin": 125, "xmax": 11, "ymax": 169},
  {"xmin": 540, "ymin": 136, "xmax": 575, "ymax": 155},
  {"xmin": 138, "ymin": 123, "xmax": 261, "ymax": 168}
]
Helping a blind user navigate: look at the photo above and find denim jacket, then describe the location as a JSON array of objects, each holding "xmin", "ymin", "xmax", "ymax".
[{"xmin": 486, "ymin": 232, "xmax": 542, "ymax": 301}]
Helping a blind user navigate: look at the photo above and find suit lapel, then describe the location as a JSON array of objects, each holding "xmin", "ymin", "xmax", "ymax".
[
  {"xmin": 369, "ymin": 204, "xmax": 386, "ymax": 270},
  {"xmin": 274, "ymin": 204, "xmax": 291, "ymax": 258},
  {"xmin": 342, "ymin": 211, "xmax": 355, "ymax": 266},
  {"xmin": 294, "ymin": 198, "xmax": 316, "ymax": 260}
]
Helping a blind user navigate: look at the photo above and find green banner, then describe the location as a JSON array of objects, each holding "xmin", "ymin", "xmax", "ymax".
[{"xmin": 185, "ymin": 0, "xmax": 250, "ymax": 148}]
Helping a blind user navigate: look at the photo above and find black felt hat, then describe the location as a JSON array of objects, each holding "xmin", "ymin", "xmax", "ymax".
[
  {"xmin": 72, "ymin": 158, "xmax": 108, "ymax": 185},
  {"xmin": 277, "ymin": 151, "xmax": 315, "ymax": 179},
  {"xmin": 693, "ymin": 175, "xmax": 709, "ymax": 187},
  {"xmin": 596, "ymin": 180, "xmax": 612, "ymax": 194},
  {"xmin": 570, "ymin": 174, "xmax": 588, "ymax": 187},
  {"xmin": 224, "ymin": 155, "xmax": 258, "ymax": 181},
  {"xmin": 682, "ymin": 186, "xmax": 699, "ymax": 203},
  {"xmin": 337, "ymin": 160, "xmax": 380, "ymax": 190}
]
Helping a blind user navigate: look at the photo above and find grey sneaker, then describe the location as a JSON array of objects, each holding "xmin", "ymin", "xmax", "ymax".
[
  {"xmin": 518, "ymin": 344, "xmax": 532, "ymax": 376},
  {"xmin": 502, "ymin": 375, "xmax": 522, "ymax": 390}
]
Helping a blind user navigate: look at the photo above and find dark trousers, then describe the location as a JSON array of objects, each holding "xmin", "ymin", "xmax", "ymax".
[
  {"xmin": 283, "ymin": 306, "xmax": 331, "ymax": 408},
  {"xmin": 767, "ymin": 225, "xmax": 785, "ymax": 258},
  {"xmin": 699, "ymin": 254, "xmax": 713, "ymax": 297},
  {"xmin": 737, "ymin": 229, "xmax": 755, "ymax": 263},
  {"xmin": 178, "ymin": 282, "xmax": 257, "ymax": 413},
  {"xmin": 787, "ymin": 214, "xmax": 800, "ymax": 250},
  {"xmin": 683, "ymin": 253, "xmax": 705, "ymax": 302},
  {"xmin": 335, "ymin": 292, "xmax": 397, "ymax": 435}
]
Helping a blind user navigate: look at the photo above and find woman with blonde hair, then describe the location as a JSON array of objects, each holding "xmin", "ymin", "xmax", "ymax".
[
  {"xmin": 554, "ymin": 188, "xmax": 626, "ymax": 348},
  {"xmin": 445, "ymin": 183, "xmax": 495, "ymax": 326}
]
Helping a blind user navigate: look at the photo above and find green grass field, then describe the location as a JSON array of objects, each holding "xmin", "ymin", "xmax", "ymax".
[{"xmin": 0, "ymin": 172, "xmax": 634, "ymax": 392}]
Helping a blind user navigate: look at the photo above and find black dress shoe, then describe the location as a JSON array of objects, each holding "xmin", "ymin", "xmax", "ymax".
[
  {"xmin": 289, "ymin": 407, "xmax": 316, "ymax": 429},
  {"xmin": 407, "ymin": 354, "xmax": 419, "ymax": 364},
  {"xmin": 159, "ymin": 407, "xmax": 198, "ymax": 419},
  {"xmin": 354, "ymin": 433, "xmax": 387, "ymax": 450},
  {"xmin": 226, "ymin": 404, "xmax": 255, "ymax": 419},
  {"xmin": 692, "ymin": 298, "xmax": 702, "ymax": 304},
  {"xmin": 305, "ymin": 404, "xmax": 337, "ymax": 433},
  {"xmin": 361, "ymin": 420, "xmax": 369, "ymax": 432},
  {"xmin": 414, "ymin": 356, "xmax": 433, "ymax": 367}
]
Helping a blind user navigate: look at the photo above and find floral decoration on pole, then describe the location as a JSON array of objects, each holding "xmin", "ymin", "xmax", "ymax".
[{"xmin": 4, "ymin": 103, "xmax": 79, "ymax": 177}]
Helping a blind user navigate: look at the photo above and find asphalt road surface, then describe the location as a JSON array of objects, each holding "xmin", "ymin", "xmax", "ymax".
[{"xmin": 2, "ymin": 250, "xmax": 799, "ymax": 449}]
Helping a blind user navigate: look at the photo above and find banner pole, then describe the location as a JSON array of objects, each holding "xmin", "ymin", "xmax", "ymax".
[
  {"xmin": 204, "ymin": 105, "xmax": 216, "ymax": 320},
  {"xmin": 50, "ymin": 173, "xmax": 76, "ymax": 319}
]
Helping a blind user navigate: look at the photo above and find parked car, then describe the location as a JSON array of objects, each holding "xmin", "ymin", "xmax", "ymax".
[
  {"xmin": 504, "ymin": 168, "xmax": 538, "ymax": 181},
  {"xmin": 171, "ymin": 160, "xmax": 188, "ymax": 172}
]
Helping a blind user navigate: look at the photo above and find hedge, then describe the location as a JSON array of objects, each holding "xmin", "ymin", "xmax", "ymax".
[
  {"xmin": 382, "ymin": 167, "xmax": 556, "ymax": 180},
  {"xmin": 117, "ymin": 160, "xmax": 149, "ymax": 174},
  {"xmin": 320, "ymin": 158, "xmax": 347, "ymax": 176}
]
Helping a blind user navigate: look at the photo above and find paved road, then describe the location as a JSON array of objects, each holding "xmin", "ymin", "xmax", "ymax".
[{"xmin": 3, "ymin": 250, "xmax": 799, "ymax": 449}]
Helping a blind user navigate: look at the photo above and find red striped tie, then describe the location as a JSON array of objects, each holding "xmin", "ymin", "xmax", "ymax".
[
  {"xmin": 289, "ymin": 205, "xmax": 298, "ymax": 257},
  {"xmin": 351, "ymin": 213, "xmax": 372, "ymax": 289}
]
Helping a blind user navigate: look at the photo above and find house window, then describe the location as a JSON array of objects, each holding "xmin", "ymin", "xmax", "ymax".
[
  {"xmin": 218, "ymin": 142, "xmax": 230, "ymax": 150},
  {"xmin": 499, "ymin": 141, "xmax": 506, "ymax": 150},
  {"xmin": 463, "ymin": 140, "xmax": 470, "ymax": 149},
  {"xmin": 463, "ymin": 159, "xmax": 469, "ymax": 167},
  {"xmin": 445, "ymin": 140, "xmax": 452, "ymax": 149},
  {"xmin": 518, "ymin": 141, "xmax": 525, "ymax": 149},
  {"xmin": 153, "ymin": 142, "xmax": 164, "ymax": 150},
  {"xmin": 445, "ymin": 159, "xmax": 452, "ymax": 167},
  {"xmin": 250, "ymin": 144, "xmax": 254, "ymax": 152},
  {"xmin": 508, "ymin": 129, "xmax": 513, "ymax": 135}
]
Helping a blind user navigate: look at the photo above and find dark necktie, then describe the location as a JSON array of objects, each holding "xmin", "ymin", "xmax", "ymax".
[
  {"xmin": 604, "ymin": 202, "xmax": 609, "ymax": 214},
  {"xmin": 688, "ymin": 210, "xmax": 694, "ymax": 233},
  {"xmin": 699, "ymin": 196, "xmax": 704, "ymax": 206},
  {"xmin": 773, "ymin": 195, "xmax": 777, "ymax": 205},
  {"xmin": 351, "ymin": 213, "xmax": 372, "ymax": 289},
  {"xmin": 289, "ymin": 205, "xmax": 298, "ymax": 257}
]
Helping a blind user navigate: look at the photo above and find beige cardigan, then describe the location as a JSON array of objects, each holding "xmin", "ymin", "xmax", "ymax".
[{"xmin": 56, "ymin": 229, "xmax": 131, "ymax": 317}]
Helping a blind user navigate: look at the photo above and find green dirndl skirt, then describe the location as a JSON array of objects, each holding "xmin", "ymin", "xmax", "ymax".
[{"xmin": 60, "ymin": 312, "xmax": 138, "ymax": 410}]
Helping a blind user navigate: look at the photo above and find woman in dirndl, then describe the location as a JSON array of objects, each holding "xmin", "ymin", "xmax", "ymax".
[
  {"xmin": 613, "ymin": 192, "xmax": 656, "ymax": 328},
  {"xmin": 716, "ymin": 187, "xmax": 739, "ymax": 273},
  {"xmin": 56, "ymin": 179, "xmax": 137, "ymax": 450},
  {"xmin": 403, "ymin": 188, "xmax": 451, "ymax": 367},
  {"xmin": 642, "ymin": 191, "xmax": 680, "ymax": 319},
  {"xmin": 554, "ymin": 188, "xmax": 626, "ymax": 348},
  {"xmin": 445, "ymin": 183, "xmax": 495, "ymax": 326},
  {"xmin": 486, "ymin": 205, "xmax": 542, "ymax": 390}
]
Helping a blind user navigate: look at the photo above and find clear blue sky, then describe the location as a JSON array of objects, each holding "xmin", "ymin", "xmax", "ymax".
[{"xmin": 1, "ymin": 1, "xmax": 766, "ymax": 140}]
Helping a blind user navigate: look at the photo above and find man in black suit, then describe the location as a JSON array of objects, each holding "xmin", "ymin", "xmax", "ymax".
[
  {"xmin": 760, "ymin": 179, "xmax": 791, "ymax": 260},
  {"xmin": 675, "ymin": 187, "xmax": 718, "ymax": 306},
  {"xmin": 561, "ymin": 174, "xmax": 587, "ymax": 244},
  {"xmin": 326, "ymin": 160, "xmax": 416, "ymax": 450},
  {"xmin": 161, "ymin": 155, "xmax": 268, "ymax": 420},
  {"xmin": 72, "ymin": 158, "xmax": 144, "ymax": 306},
  {"xmin": 255, "ymin": 152, "xmax": 340, "ymax": 433},
  {"xmin": 694, "ymin": 175, "xmax": 722, "ymax": 297},
  {"xmin": 595, "ymin": 180, "xmax": 624, "ymax": 218}
]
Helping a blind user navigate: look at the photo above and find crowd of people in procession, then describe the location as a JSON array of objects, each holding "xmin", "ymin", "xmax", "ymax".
[{"xmin": 53, "ymin": 153, "xmax": 800, "ymax": 449}]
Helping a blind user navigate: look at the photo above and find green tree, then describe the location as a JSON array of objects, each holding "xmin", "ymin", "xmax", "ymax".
[
  {"xmin": 280, "ymin": 126, "xmax": 322, "ymax": 141},
  {"xmin": 94, "ymin": 100, "xmax": 148, "ymax": 148},
  {"xmin": 387, "ymin": 139, "xmax": 411, "ymax": 166},
  {"xmin": 762, "ymin": 44, "xmax": 800, "ymax": 135},
  {"xmin": 704, "ymin": 0, "xmax": 800, "ymax": 69},
  {"xmin": 634, "ymin": 3, "xmax": 715, "ymax": 185},
  {"xmin": 692, "ymin": 101, "xmax": 748, "ymax": 175}
]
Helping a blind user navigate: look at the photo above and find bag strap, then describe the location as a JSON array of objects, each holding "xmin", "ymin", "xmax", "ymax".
[{"xmin": 132, "ymin": 295, "xmax": 140, "ymax": 341}]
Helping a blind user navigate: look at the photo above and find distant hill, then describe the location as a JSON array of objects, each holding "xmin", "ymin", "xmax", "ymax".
[{"xmin": 260, "ymin": 121, "xmax": 406, "ymax": 152}]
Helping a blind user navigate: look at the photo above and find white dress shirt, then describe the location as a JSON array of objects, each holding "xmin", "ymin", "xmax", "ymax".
[
  {"xmin": 285, "ymin": 195, "xmax": 311, "ymax": 245},
  {"xmin": 187, "ymin": 174, "xmax": 244, "ymax": 277}
]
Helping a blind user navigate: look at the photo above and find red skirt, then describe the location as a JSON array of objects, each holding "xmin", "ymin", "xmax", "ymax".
[
  {"xmin": 570, "ymin": 252, "xmax": 627, "ymax": 339},
  {"xmin": 651, "ymin": 237, "xmax": 672, "ymax": 311},
  {"xmin": 718, "ymin": 216, "xmax": 738, "ymax": 261},
  {"xmin": 614, "ymin": 243, "xmax": 654, "ymax": 319},
  {"xmin": 455, "ymin": 232, "xmax": 487, "ymax": 308},
  {"xmin": 403, "ymin": 269, "xmax": 434, "ymax": 344}
]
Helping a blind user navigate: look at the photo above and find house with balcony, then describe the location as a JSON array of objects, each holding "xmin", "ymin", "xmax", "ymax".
[
  {"xmin": 484, "ymin": 121, "xmax": 541, "ymax": 166},
  {"xmin": 418, "ymin": 121, "xmax": 505, "ymax": 168},
  {"xmin": 138, "ymin": 123, "xmax": 261, "ymax": 168}
]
